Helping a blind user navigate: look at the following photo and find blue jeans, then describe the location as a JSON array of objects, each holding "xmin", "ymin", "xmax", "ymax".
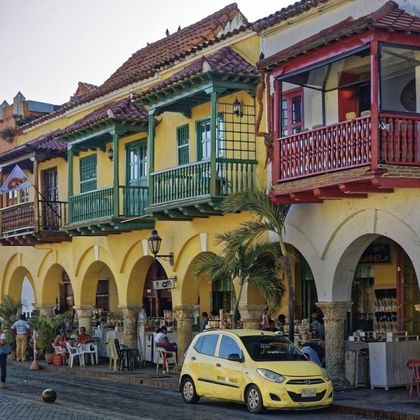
[{"xmin": 0, "ymin": 353, "xmax": 6, "ymax": 383}]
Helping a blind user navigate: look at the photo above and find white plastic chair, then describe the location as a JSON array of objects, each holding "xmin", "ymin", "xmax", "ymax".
[
  {"xmin": 107, "ymin": 339, "xmax": 122, "ymax": 371},
  {"xmin": 156, "ymin": 347, "xmax": 177, "ymax": 373},
  {"xmin": 66, "ymin": 342, "xmax": 85, "ymax": 368},
  {"xmin": 79, "ymin": 343, "xmax": 98, "ymax": 365}
]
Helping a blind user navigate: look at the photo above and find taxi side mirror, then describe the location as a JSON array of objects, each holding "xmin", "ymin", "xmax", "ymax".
[{"xmin": 227, "ymin": 353, "xmax": 244, "ymax": 362}]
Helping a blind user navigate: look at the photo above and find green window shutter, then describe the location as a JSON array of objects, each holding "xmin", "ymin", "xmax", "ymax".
[
  {"xmin": 80, "ymin": 154, "xmax": 97, "ymax": 193},
  {"xmin": 177, "ymin": 124, "xmax": 189, "ymax": 165}
]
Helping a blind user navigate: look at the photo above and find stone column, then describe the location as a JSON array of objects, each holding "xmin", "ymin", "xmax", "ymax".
[
  {"xmin": 174, "ymin": 304, "xmax": 198, "ymax": 366},
  {"xmin": 74, "ymin": 305, "xmax": 95, "ymax": 335},
  {"xmin": 317, "ymin": 301, "xmax": 352, "ymax": 387},
  {"xmin": 120, "ymin": 304, "xmax": 141, "ymax": 349},
  {"xmin": 34, "ymin": 304, "xmax": 56, "ymax": 316},
  {"xmin": 239, "ymin": 304, "xmax": 266, "ymax": 329}
]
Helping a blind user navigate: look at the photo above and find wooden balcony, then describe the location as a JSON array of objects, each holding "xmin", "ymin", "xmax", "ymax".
[
  {"xmin": 67, "ymin": 185, "xmax": 154, "ymax": 235},
  {"xmin": 0, "ymin": 200, "xmax": 70, "ymax": 245},
  {"xmin": 271, "ymin": 113, "xmax": 420, "ymax": 204},
  {"xmin": 147, "ymin": 158, "xmax": 256, "ymax": 219}
]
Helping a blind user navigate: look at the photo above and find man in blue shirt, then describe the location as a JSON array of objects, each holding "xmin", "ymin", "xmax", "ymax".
[{"xmin": 11, "ymin": 315, "xmax": 31, "ymax": 362}]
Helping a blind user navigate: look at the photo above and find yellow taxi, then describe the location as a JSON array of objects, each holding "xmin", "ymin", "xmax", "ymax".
[{"xmin": 180, "ymin": 329, "xmax": 333, "ymax": 414}]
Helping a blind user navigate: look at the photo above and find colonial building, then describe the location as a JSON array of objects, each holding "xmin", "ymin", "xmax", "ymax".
[{"xmin": 257, "ymin": 0, "xmax": 420, "ymax": 383}]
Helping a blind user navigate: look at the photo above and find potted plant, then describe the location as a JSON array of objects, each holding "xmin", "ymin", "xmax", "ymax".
[
  {"xmin": 0, "ymin": 296, "xmax": 21, "ymax": 359},
  {"xmin": 30, "ymin": 314, "xmax": 64, "ymax": 363}
]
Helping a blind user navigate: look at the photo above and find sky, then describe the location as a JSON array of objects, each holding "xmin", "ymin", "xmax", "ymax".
[{"xmin": 0, "ymin": 0, "xmax": 295, "ymax": 106}]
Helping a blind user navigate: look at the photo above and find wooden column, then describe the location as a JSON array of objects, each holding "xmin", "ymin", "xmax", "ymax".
[
  {"xmin": 112, "ymin": 129, "xmax": 120, "ymax": 217},
  {"xmin": 32, "ymin": 157, "xmax": 39, "ymax": 233},
  {"xmin": 272, "ymin": 79, "xmax": 281, "ymax": 184},
  {"xmin": 148, "ymin": 111, "xmax": 155, "ymax": 204},
  {"xmin": 370, "ymin": 40, "xmax": 380, "ymax": 171},
  {"xmin": 210, "ymin": 90, "xmax": 218, "ymax": 196},
  {"xmin": 67, "ymin": 145, "xmax": 74, "ymax": 223}
]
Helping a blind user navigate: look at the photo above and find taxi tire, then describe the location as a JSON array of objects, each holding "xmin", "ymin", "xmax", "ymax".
[
  {"xmin": 245, "ymin": 384, "xmax": 265, "ymax": 414},
  {"xmin": 181, "ymin": 377, "xmax": 200, "ymax": 404}
]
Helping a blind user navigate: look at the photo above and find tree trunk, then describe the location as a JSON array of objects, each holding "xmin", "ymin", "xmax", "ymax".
[
  {"xmin": 232, "ymin": 280, "xmax": 245, "ymax": 329},
  {"xmin": 284, "ymin": 255, "xmax": 295, "ymax": 342}
]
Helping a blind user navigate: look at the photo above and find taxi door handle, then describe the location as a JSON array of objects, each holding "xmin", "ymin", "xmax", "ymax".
[
  {"xmin": 191, "ymin": 356, "xmax": 196, "ymax": 360},
  {"xmin": 216, "ymin": 363, "xmax": 221, "ymax": 367}
]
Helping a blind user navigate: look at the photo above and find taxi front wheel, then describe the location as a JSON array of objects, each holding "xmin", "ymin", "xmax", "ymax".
[
  {"xmin": 245, "ymin": 384, "xmax": 265, "ymax": 414},
  {"xmin": 181, "ymin": 377, "xmax": 200, "ymax": 404}
]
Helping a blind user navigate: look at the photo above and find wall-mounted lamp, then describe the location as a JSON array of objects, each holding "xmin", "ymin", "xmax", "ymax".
[
  {"xmin": 107, "ymin": 146, "xmax": 114, "ymax": 161},
  {"xmin": 233, "ymin": 97, "xmax": 243, "ymax": 118},
  {"xmin": 147, "ymin": 229, "xmax": 174, "ymax": 266}
]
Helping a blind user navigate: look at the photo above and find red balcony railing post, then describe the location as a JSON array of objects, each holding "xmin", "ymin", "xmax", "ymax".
[{"xmin": 370, "ymin": 40, "xmax": 380, "ymax": 171}]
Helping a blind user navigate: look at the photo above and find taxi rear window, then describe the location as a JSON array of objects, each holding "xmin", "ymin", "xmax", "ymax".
[{"xmin": 240, "ymin": 335, "xmax": 306, "ymax": 362}]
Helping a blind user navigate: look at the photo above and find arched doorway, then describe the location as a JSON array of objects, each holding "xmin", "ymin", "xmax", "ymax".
[
  {"xmin": 143, "ymin": 260, "xmax": 171, "ymax": 318},
  {"xmin": 21, "ymin": 277, "xmax": 35, "ymax": 317},
  {"xmin": 350, "ymin": 237, "xmax": 420, "ymax": 335}
]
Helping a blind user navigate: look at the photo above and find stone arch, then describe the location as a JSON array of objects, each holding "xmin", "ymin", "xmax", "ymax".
[
  {"xmin": 125, "ymin": 255, "xmax": 155, "ymax": 304},
  {"xmin": 6, "ymin": 266, "xmax": 35, "ymax": 305},
  {"xmin": 181, "ymin": 252, "xmax": 213, "ymax": 313},
  {"xmin": 322, "ymin": 209, "xmax": 420, "ymax": 300},
  {"xmin": 41, "ymin": 263, "xmax": 73, "ymax": 306},
  {"xmin": 79, "ymin": 261, "xmax": 120, "ymax": 313}
]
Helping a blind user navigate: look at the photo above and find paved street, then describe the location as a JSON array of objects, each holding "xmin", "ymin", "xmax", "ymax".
[{"xmin": 0, "ymin": 366, "xmax": 372, "ymax": 419}]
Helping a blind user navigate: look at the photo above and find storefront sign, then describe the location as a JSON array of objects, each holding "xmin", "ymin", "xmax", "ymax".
[
  {"xmin": 153, "ymin": 278, "xmax": 175, "ymax": 290},
  {"xmin": 360, "ymin": 243, "xmax": 391, "ymax": 264}
]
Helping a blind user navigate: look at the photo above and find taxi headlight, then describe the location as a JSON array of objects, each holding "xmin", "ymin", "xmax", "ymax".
[
  {"xmin": 323, "ymin": 369, "xmax": 331, "ymax": 382},
  {"xmin": 256, "ymin": 368, "xmax": 285, "ymax": 383}
]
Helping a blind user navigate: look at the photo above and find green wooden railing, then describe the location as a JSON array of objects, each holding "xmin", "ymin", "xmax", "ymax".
[
  {"xmin": 69, "ymin": 186, "xmax": 148, "ymax": 224},
  {"xmin": 149, "ymin": 159, "xmax": 255, "ymax": 206}
]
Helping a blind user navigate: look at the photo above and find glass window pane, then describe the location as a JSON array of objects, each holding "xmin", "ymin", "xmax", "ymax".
[
  {"xmin": 292, "ymin": 95, "xmax": 302, "ymax": 124},
  {"xmin": 219, "ymin": 336, "xmax": 242, "ymax": 359},
  {"xmin": 380, "ymin": 45, "xmax": 420, "ymax": 113},
  {"xmin": 200, "ymin": 334, "xmax": 219, "ymax": 356}
]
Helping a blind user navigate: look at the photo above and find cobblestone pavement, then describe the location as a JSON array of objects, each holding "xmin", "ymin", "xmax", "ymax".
[{"xmin": 0, "ymin": 366, "xmax": 371, "ymax": 419}]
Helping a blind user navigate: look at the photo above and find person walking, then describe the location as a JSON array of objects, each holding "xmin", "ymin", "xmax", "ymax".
[
  {"xmin": 0, "ymin": 332, "xmax": 11, "ymax": 388},
  {"xmin": 11, "ymin": 315, "xmax": 31, "ymax": 362}
]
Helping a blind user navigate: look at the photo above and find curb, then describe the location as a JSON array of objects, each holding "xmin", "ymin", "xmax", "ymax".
[
  {"xmin": 332, "ymin": 403, "xmax": 420, "ymax": 420},
  {"xmin": 9, "ymin": 360, "xmax": 179, "ymax": 391}
]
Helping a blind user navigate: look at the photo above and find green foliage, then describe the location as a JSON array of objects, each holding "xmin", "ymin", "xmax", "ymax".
[
  {"xmin": 191, "ymin": 231, "xmax": 286, "ymax": 327},
  {"xmin": 0, "ymin": 296, "xmax": 21, "ymax": 348},
  {"xmin": 30, "ymin": 314, "xmax": 65, "ymax": 353}
]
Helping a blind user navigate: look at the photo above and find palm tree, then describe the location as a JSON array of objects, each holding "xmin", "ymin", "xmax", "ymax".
[
  {"xmin": 221, "ymin": 188, "xmax": 296, "ymax": 340},
  {"xmin": 191, "ymin": 232, "xmax": 285, "ymax": 328}
]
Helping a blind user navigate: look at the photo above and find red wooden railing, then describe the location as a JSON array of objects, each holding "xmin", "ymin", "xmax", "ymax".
[
  {"xmin": 379, "ymin": 114, "xmax": 420, "ymax": 165},
  {"xmin": 274, "ymin": 113, "xmax": 420, "ymax": 182}
]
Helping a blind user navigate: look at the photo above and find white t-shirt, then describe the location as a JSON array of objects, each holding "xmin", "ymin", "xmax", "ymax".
[{"xmin": 154, "ymin": 332, "xmax": 166, "ymax": 343}]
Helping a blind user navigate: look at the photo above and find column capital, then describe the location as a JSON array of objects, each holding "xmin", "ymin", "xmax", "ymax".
[
  {"xmin": 239, "ymin": 304, "xmax": 266, "ymax": 329},
  {"xmin": 73, "ymin": 305, "xmax": 95, "ymax": 316},
  {"xmin": 316, "ymin": 301, "xmax": 352, "ymax": 322},
  {"xmin": 34, "ymin": 304, "xmax": 56, "ymax": 316},
  {"xmin": 119, "ymin": 304, "xmax": 143, "ymax": 313},
  {"xmin": 174, "ymin": 304, "xmax": 198, "ymax": 320},
  {"xmin": 415, "ymin": 304, "xmax": 420, "ymax": 312}
]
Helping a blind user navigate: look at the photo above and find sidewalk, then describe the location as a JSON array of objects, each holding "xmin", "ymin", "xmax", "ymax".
[{"xmin": 9, "ymin": 360, "xmax": 420, "ymax": 419}]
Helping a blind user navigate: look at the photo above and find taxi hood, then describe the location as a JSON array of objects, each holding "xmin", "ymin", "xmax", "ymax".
[{"xmin": 255, "ymin": 360, "xmax": 324, "ymax": 377}]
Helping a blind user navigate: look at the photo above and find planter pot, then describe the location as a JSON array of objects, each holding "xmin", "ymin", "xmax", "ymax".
[{"xmin": 44, "ymin": 352, "xmax": 54, "ymax": 364}]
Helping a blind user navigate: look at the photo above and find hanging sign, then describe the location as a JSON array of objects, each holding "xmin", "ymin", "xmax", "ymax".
[
  {"xmin": 359, "ymin": 243, "xmax": 391, "ymax": 264},
  {"xmin": 153, "ymin": 278, "xmax": 176, "ymax": 290}
]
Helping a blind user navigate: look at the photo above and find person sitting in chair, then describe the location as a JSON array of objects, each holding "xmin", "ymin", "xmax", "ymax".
[
  {"xmin": 154, "ymin": 326, "xmax": 177, "ymax": 353},
  {"xmin": 76, "ymin": 327, "xmax": 91, "ymax": 344}
]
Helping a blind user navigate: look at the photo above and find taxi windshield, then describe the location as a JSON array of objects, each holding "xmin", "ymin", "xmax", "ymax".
[{"xmin": 240, "ymin": 335, "xmax": 307, "ymax": 362}]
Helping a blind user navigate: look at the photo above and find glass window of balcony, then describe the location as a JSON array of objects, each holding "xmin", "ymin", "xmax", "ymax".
[
  {"xmin": 177, "ymin": 124, "xmax": 190, "ymax": 165},
  {"xmin": 79, "ymin": 154, "xmax": 97, "ymax": 193},
  {"xmin": 281, "ymin": 88, "xmax": 303, "ymax": 136},
  {"xmin": 380, "ymin": 44, "xmax": 420, "ymax": 114}
]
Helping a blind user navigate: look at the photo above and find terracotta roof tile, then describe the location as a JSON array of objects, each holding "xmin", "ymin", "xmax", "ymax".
[
  {"xmin": 60, "ymin": 97, "xmax": 147, "ymax": 137},
  {"xmin": 0, "ymin": 131, "xmax": 65, "ymax": 164},
  {"xmin": 259, "ymin": 1, "xmax": 420, "ymax": 70},
  {"xmin": 253, "ymin": 0, "xmax": 329, "ymax": 32},
  {"xmin": 18, "ymin": 4, "xmax": 250, "ymax": 132},
  {"xmin": 135, "ymin": 47, "xmax": 258, "ymax": 98},
  {"xmin": 137, "ymin": 46, "xmax": 257, "ymax": 99}
]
